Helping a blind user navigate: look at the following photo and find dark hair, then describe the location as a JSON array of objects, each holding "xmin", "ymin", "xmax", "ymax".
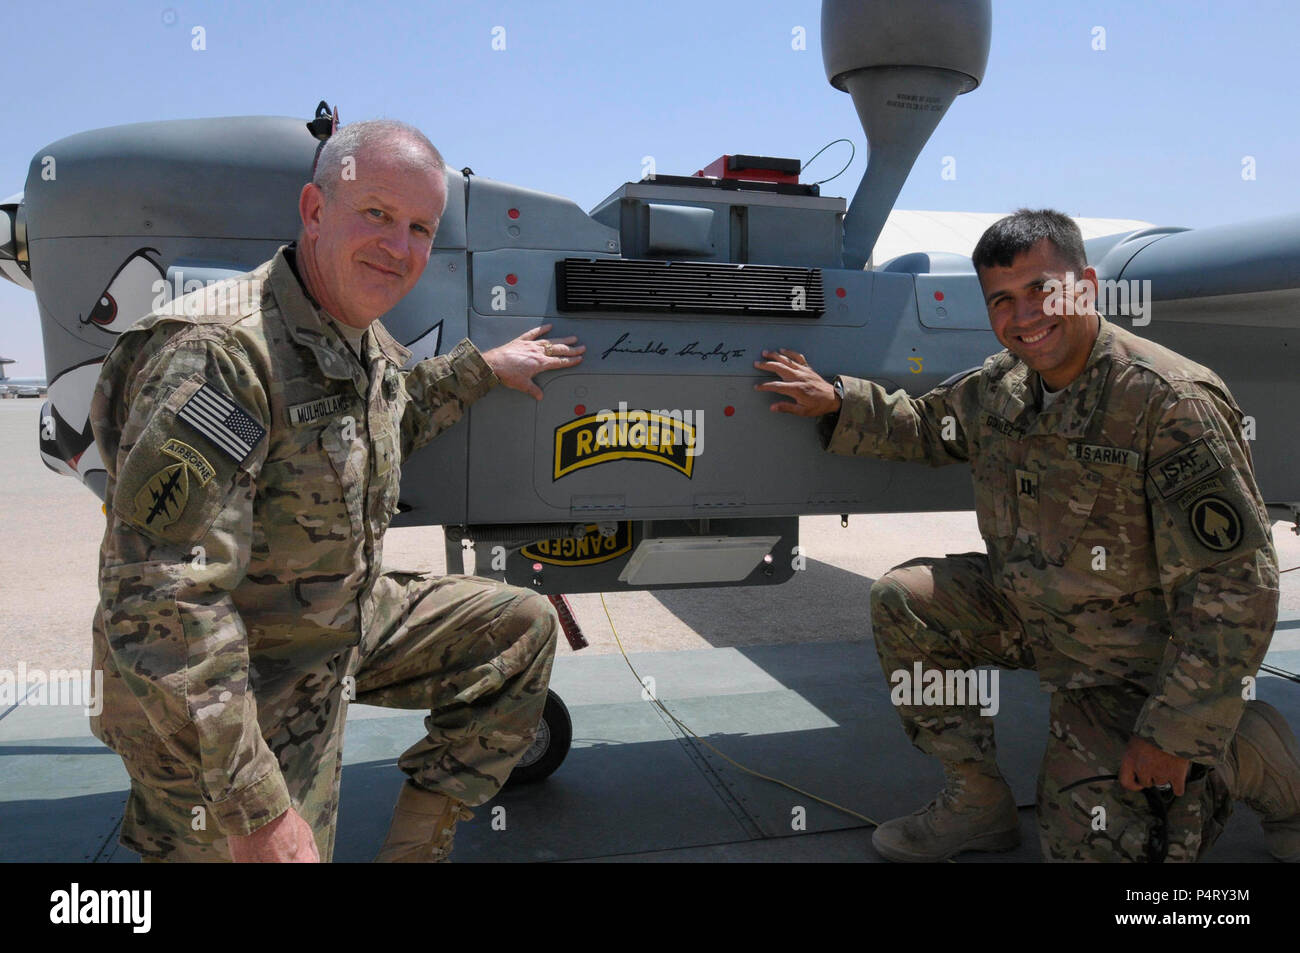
[{"xmin": 971, "ymin": 208, "xmax": 1086, "ymax": 274}]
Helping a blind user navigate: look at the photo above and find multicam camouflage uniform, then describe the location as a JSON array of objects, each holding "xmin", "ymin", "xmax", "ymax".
[
  {"xmin": 90, "ymin": 245, "xmax": 558, "ymax": 862},
  {"xmin": 822, "ymin": 316, "xmax": 1279, "ymax": 861}
]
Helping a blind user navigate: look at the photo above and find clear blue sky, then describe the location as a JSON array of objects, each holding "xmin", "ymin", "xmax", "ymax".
[{"xmin": 3, "ymin": 0, "xmax": 1297, "ymax": 375}]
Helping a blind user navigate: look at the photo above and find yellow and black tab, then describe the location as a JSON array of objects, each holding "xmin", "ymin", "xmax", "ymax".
[
  {"xmin": 522, "ymin": 522, "xmax": 633, "ymax": 566},
  {"xmin": 160, "ymin": 438, "xmax": 215, "ymax": 486},
  {"xmin": 554, "ymin": 411, "xmax": 697, "ymax": 480}
]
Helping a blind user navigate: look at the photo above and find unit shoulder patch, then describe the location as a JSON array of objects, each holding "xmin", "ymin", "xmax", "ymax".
[
  {"xmin": 133, "ymin": 462, "xmax": 191, "ymax": 532},
  {"xmin": 1188, "ymin": 495, "xmax": 1243, "ymax": 552}
]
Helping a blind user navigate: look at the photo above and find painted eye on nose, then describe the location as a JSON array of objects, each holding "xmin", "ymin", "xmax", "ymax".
[
  {"xmin": 88, "ymin": 293, "xmax": 117, "ymax": 326},
  {"xmin": 80, "ymin": 250, "xmax": 165, "ymax": 333}
]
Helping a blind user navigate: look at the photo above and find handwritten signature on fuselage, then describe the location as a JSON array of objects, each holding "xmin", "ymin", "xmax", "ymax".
[{"xmin": 602, "ymin": 332, "xmax": 746, "ymax": 363}]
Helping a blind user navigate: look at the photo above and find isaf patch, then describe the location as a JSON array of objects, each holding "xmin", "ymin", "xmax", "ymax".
[
  {"xmin": 1188, "ymin": 495, "xmax": 1243, "ymax": 552},
  {"xmin": 177, "ymin": 383, "xmax": 266, "ymax": 464},
  {"xmin": 1147, "ymin": 437, "xmax": 1223, "ymax": 499}
]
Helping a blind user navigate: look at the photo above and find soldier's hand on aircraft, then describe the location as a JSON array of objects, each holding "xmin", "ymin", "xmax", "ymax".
[
  {"xmin": 228, "ymin": 806, "xmax": 320, "ymax": 863},
  {"xmin": 482, "ymin": 323, "xmax": 585, "ymax": 400},
  {"xmin": 753, "ymin": 349, "xmax": 841, "ymax": 417},
  {"xmin": 1119, "ymin": 735, "xmax": 1190, "ymax": 796}
]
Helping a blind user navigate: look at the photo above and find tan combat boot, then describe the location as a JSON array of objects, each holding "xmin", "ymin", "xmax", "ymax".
[
  {"xmin": 1218, "ymin": 700, "xmax": 1300, "ymax": 862},
  {"xmin": 374, "ymin": 781, "xmax": 475, "ymax": 863},
  {"xmin": 872, "ymin": 764, "xmax": 1020, "ymax": 862}
]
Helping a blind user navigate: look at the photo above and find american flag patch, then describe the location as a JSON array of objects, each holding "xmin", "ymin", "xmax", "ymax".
[{"xmin": 177, "ymin": 383, "xmax": 266, "ymax": 464}]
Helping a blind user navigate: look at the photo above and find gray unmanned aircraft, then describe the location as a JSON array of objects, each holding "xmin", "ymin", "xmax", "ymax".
[{"xmin": 1, "ymin": 0, "xmax": 1297, "ymax": 783}]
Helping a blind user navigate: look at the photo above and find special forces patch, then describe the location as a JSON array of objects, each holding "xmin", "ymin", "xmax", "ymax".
[
  {"xmin": 1188, "ymin": 495, "xmax": 1243, "ymax": 552},
  {"xmin": 130, "ymin": 440, "xmax": 221, "ymax": 533},
  {"xmin": 134, "ymin": 462, "xmax": 191, "ymax": 530}
]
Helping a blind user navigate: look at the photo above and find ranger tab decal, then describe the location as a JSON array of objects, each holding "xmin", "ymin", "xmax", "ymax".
[
  {"xmin": 554, "ymin": 405, "xmax": 702, "ymax": 480},
  {"xmin": 522, "ymin": 522, "xmax": 634, "ymax": 566}
]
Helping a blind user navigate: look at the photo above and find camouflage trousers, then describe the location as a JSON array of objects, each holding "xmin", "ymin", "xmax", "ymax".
[
  {"xmin": 869, "ymin": 552, "xmax": 1233, "ymax": 863},
  {"xmin": 115, "ymin": 572, "xmax": 558, "ymax": 862}
]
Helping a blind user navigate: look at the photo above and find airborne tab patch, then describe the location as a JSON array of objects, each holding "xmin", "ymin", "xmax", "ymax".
[
  {"xmin": 1147, "ymin": 437, "xmax": 1223, "ymax": 499},
  {"xmin": 1174, "ymin": 476, "xmax": 1225, "ymax": 510},
  {"xmin": 160, "ymin": 438, "xmax": 215, "ymax": 486}
]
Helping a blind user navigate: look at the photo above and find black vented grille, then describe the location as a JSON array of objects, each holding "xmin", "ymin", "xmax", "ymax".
[{"xmin": 557, "ymin": 258, "xmax": 824, "ymax": 317}]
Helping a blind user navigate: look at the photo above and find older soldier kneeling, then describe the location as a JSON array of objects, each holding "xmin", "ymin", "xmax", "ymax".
[{"xmin": 92, "ymin": 119, "xmax": 585, "ymax": 862}]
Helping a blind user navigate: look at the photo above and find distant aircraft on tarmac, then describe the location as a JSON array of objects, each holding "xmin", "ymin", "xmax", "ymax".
[{"xmin": 0, "ymin": 356, "xmax": 46, "ymax": 398}]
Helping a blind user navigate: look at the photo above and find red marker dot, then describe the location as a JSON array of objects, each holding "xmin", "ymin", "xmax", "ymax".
[
  {"xmin": 506, "ymin": 274, "xmax": 517, "ymax": 285},
  {"xmin": 574, "ymin": 404, "xmax": 586, "ymax": 415},
  {"xmin": 835, "ymin": 287, "xmax": 847, "ymax": 298},
  {"xmin": 934, "ymin": 290, "xmax": 945, "ymax": 302},
  {"xmin": 532, "ymin": 562, "xmax": 543, "ymax": 572},
  {"xmin": 508, "ymin": 208, "xmax": 520, "ymax": 219},
  {"xmin": 724, "ymin": 405, "xmax": 735, "ymax": 417}
]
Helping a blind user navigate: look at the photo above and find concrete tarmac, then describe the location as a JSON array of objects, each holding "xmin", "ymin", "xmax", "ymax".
[{"xmin": 3, "ymin": 396, "xmax": 1299, "ymax": 675}]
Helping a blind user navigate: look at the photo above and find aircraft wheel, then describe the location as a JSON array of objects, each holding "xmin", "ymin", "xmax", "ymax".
[{"xmin": 504, "ymin": 689, "xmax": 572, "ymax": 787}]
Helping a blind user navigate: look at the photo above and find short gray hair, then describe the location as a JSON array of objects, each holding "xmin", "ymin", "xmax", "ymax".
[{"xmin": 312, "ymin": 119, "xmax": 445, "ymax": 198}]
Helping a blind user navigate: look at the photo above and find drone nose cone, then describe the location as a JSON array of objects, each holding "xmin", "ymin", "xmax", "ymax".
[{"xmin": 0, "ymin": 192, "xmax": 33, "ymax": 290}]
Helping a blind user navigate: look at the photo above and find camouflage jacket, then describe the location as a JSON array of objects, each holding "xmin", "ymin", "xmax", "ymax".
[
  {"xmin": 820, "ymin": 316, "xmax": 1279, "ymax": 764},
  {"xmin": 89, "ymin": 245, "xmax": 498, "ymax": 835}
]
